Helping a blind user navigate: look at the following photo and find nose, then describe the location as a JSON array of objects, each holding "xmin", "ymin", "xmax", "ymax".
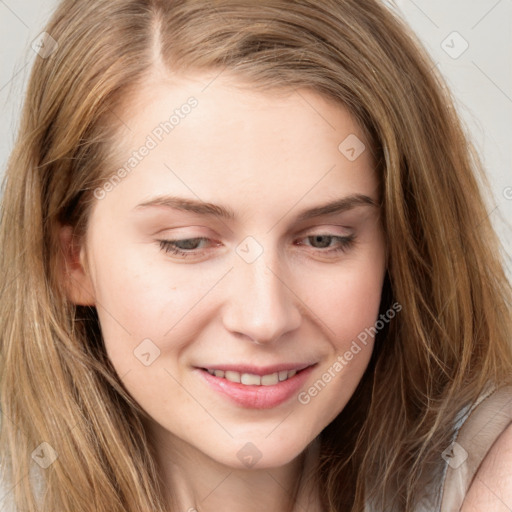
[{"xmin": 221, "ymin": 248, "xmax": 302, "ymax": 345}]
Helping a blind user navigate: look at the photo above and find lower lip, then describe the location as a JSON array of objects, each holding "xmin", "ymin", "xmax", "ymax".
[{"xmin": 195, "ymin": 365, "xmax": 316, "ymax": 409}]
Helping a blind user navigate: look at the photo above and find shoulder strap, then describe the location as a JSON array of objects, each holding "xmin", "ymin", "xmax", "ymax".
[{"xmin": 439, "ymin": 385, "xmax": 512, "ymax": 511}]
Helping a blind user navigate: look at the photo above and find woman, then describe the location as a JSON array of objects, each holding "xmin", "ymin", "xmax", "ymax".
[{"xmin": 1, "ymin": 1, "xmax": 511, "ymax": 511}]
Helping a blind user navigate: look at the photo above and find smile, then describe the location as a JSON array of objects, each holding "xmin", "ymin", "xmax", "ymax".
[
  {"xmin": 196, "ymin": 364, "xmax": 317, "ymax": 409},
  {"xmin": 204, "ymin": 368, "xmax": 298, "ymax": 386}
]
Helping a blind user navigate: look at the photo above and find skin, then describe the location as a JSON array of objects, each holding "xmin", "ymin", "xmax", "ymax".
[
  {"xmin": 60, "ymin": 69, "xmax": 388, "ymax": 511},
  {"xmin": 461, "ymin": 423, "xmax": 512, "ymax": 510}
]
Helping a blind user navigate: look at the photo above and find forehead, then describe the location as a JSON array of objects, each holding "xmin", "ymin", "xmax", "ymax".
[{"xmin": 95, "ymin": 72, "xmax": 379, "ymax": 220}]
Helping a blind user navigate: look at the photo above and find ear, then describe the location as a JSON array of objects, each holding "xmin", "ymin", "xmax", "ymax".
[{"xmin": 58, "ymin": 224, "xmax": 96, "ymax": 306}]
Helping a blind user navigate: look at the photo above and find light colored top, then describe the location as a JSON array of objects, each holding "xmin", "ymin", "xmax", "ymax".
[
  {"xmin": 364, "ymin": 384, "xmax": 512, "ymax": 511},
  {"xmin": 439, "ymin": 384, "xmax": 512, "ymax": 511}
]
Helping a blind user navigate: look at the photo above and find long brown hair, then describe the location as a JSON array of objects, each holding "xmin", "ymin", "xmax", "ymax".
[{"xmin": 1, "ymin": 1, "xmax": 511, "ymax": 510}]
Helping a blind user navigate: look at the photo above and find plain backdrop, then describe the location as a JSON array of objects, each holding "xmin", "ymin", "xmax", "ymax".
[{"xmin": 0, "ymin": 0, "xmax": 511, "ymax": 281}]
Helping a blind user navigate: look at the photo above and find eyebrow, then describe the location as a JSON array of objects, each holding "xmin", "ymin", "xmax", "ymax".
[{"xmin": 133, "ymin": 193, "xmax": 379, "ymax": 222}]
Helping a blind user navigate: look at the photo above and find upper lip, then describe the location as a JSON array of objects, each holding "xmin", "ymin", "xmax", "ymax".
[{"xmin": 198, "ymin": 363, "xmax": 316, "ymax": 376}]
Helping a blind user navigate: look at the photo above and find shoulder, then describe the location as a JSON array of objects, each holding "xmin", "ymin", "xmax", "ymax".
[
  {"xmin": 439, "ymin": 385, "xmax": 512, "ymax": 512},
  {"xmin": 460, "ymin": 417, "xmax": 512, "ymax": 510}
]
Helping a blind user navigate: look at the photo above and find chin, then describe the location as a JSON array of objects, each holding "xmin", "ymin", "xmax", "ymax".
[{"xmin": 211, "ymin": 437, "xmax": 309, "ymax": 471}]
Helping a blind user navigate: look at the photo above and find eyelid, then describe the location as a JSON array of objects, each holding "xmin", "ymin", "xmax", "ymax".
[
  {"xmin": 297, "ymin": 224, "xmax": 353, "ymax": 235},
  {"xmin": 150, "ymin": 225, "xmax": 214, "ymax": 237}
]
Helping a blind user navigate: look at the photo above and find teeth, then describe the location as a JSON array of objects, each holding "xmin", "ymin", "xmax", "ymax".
[
  {"xmin": 206, "ymin": 368, "xmax": 299, "ymax": 385},
  {"xmin": 241, "ymin": 373, "xmax": 261, "ymax": 385},
  {"xmin": 261, "ymin": 373, "xmax": 279, "ymax": 386},
  {"xmin": 224, "ymin": 370, "xmax": 241, "ymax": 383}
]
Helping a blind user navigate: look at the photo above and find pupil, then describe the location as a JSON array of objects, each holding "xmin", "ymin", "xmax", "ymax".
[
  {"xmin": 313, "ymin": 235, "xmax": 330, "ymax": 248},
  {"xmin": 180, "ymin": 239, "xmax": 200, "ymax": 249}
]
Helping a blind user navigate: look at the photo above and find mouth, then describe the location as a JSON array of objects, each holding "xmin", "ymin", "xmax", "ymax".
[
  {"xmin": 195, "ymin": 363, "xmax": 317, "ymax": 409},
  {"xmin": 200, "ymin": 367, "xmax": 304, "ymax": 386}
]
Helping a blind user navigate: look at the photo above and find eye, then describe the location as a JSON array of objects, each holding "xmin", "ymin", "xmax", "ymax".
[
  {"xmin": 297, "ymin": 233, "xmax": 356, "ymax": 255},
  {"xmin": 158, "ymin": 237, "xmax": 213, "ymax": 258},
  {"xmin": 157, "ymin": 233, "xmax": 356, "ymax": 259}
]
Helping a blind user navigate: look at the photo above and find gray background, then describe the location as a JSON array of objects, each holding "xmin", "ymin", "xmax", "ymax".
[{"xmin": 1, "ymin": 0, "xmax": 511, "ymax": 281}]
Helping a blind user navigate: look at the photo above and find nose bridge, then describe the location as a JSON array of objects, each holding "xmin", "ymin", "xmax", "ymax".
[{"xmin": 222, "ymin": 238, "xmax": 301, "ymax": 344}]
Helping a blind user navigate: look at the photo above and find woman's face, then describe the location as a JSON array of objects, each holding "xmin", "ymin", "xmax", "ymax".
[{"xmin": 65, "ymin": 71, "xmax": 387, "ymax": 469}]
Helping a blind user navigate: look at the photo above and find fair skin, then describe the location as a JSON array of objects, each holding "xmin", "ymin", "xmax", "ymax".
[
  {"xmin": 461, "ymin": 423, "xmax": 512, "ymax": 510},
  {"xmin": 60, "ymin": 69, "xmax": 387, "ymax": 511},
  {"xmin": 59, "ymin": 68, "xmax": 512, "ymax": 510}
]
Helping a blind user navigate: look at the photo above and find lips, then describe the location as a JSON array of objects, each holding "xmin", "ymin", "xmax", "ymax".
[{"xmin": 195, "ymin": 363, "xmax": 317, "ymax": 409}]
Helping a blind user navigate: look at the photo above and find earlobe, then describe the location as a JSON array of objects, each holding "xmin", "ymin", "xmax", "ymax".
[{"xmin": 58, "ymin": 224, "xmax": 96, "ymax": 306}]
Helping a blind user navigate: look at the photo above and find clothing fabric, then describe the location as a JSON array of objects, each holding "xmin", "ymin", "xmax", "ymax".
[
  {"xmin": 439, "ymin": 384, "xmax": 512, "ymax": 511},
  {"xmin": 364, "ymin": 384, "xmax": 512, "ymax": 511}
]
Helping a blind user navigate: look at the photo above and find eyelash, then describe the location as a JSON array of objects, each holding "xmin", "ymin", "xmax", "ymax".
[{"xmin": 158, "ymin": 233, "xmax": 356, "ymax": 259}]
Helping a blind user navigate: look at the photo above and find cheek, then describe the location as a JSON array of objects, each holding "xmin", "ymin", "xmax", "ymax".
[
  {"xmin": 88, "ymin": 245, "xmax": 207, "ymax": 366},
  {"xmin": 298, "ymin": 254, "xmax": 385, "ymax": 411},
  {"xmin": 297, "ymin": 275, "xmax": 384, "ymax": 430},
  {"xmin": 310, "ymin": 254, "xmax": 386, "ymax": 344}
]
